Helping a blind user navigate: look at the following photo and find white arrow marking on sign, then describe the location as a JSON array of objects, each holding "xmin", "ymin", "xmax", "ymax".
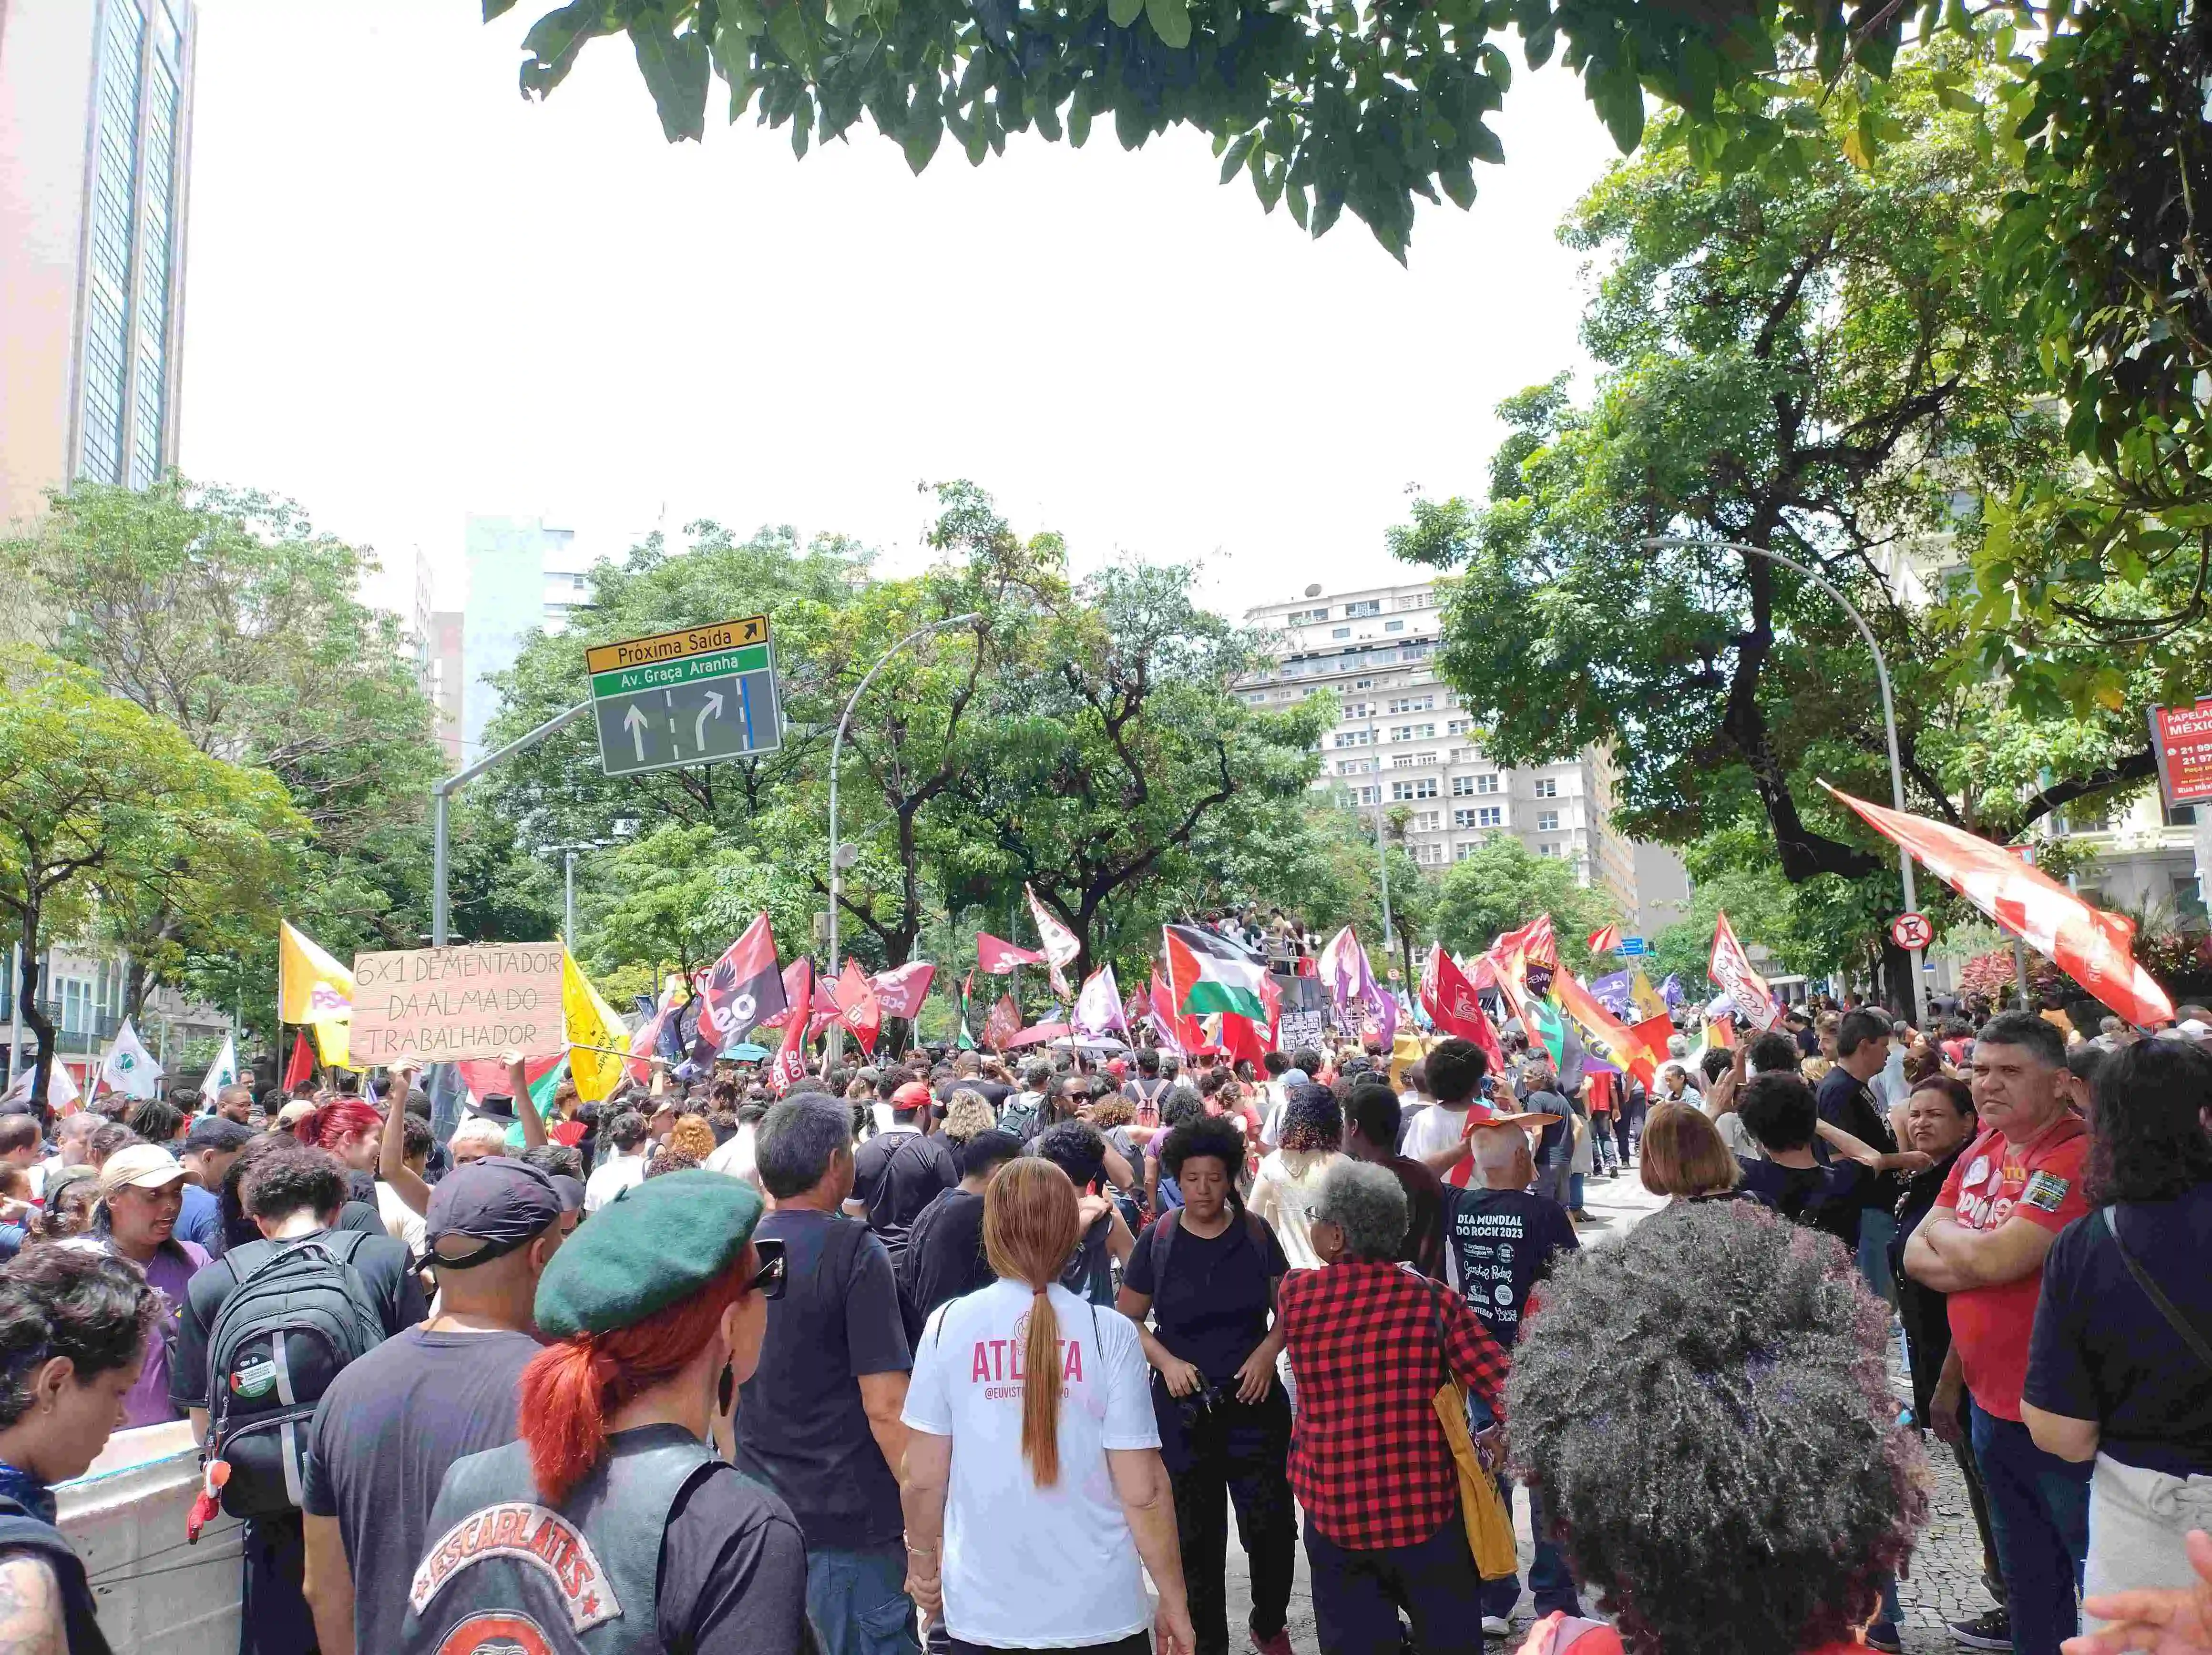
[
  {"xmin": 695, "ymin": 690, "xmax": 724, "ymax": 750},
  {"xmin": 622, "ymin": 703, "xmax": 648, "ymax": 762}
]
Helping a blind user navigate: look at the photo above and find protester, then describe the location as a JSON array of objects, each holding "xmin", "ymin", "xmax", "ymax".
[
  {"xmin": 1338, "ymin": 1080, "xmax": 1447, "ymax": 1278},
  {"xmin": 174, "ymin": 1143, "xmax": 427, "ymax": 1655},
  {"xmin": 2024, "ymin": 1038, "xmax": 2212, "ymax": 1614},
  {"xmin": 1247, "ymin": 1084, "xmax": 1343, "ymax": 1272},
  {"xmin": 1118, "ymin": 1115, "xmax": 1295, "ymax": 1655},
  {"xmin": 938, "ymin": 1090, "xmax": 997, "ymax": 1146},
  {"xmin": 1034, "ymin": 1121, "xmax": 1137, "ymax": 1307},
  {"xmin": 0, "ymin": 1246, "xmax": 162, "ymax": 1655},
  {"xmin": 398, "ymin": 1170, "xmax": 807, "ymax": 1653},
  {"xmin": 1401, "ymin": 1038, "xmax": 1490, "ymax": 1180},
  {"xmin": 73, "ymin": 1143, "xmax": 206, "ymax": 1428},
  {"xmin": 1636, "ymin": 1100, "xmax": 1751, "ymax": 1204},
  {"xmin": 848, "ymin": 1081, "xmax": 960, "ymax": 1269},
  {"xmin": 1734, "ymin": 1072, "xmax": 1873, "ymax": 1245},
  {"xmin": 302, "ymin": 1157, "xmax": 569, "ymax": 1655},
  {"xmin": 290, "ymin": 1097, "xmax": 387, "ymax": 1206},
  {"xmin": 735, "ymin": 1097, "xmax": 919, "ymax": 1655},
  {"xmin": 176, "ymin": 1115, "xmax": 251, "ymax": 1256},
  {"xmin": 901, "ymin": 1130, "xmax": 1023, "ymax": 1342},
  {"xmin": 1508, "ymin": 1201, "xmax": 1928, "ymax": 1655},
  {"xmin": 1280, "ymin": 1158, "xmax": 1510, "ymax": 1655},
  {"xmin": 35, "ymin": 1168, "xmax": 100, "ymax": 1245},
  {"xmin": 901, "ymin": 1157, "xmax": 1196, "ymax": 1655},
  {"xmin": 1820, "ymin": 1008, "xmax": 1910, "ymax": 1302},
  {"xmin": 1905, "ymin": 1011, "xmax": 2095, "ymax": 1655},
  {"xmin": 583, "ymin": 1108, "xmax": 651, "ymax": 1211}
]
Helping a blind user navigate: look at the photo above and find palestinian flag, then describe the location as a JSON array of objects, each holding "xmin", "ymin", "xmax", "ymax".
[
  {"xmin": 1163, "ymin": 924, "xmax": 1269, "ymax": 1022},
  {"xmin": 953, "ymin": 971, "xmax": 977, "ymax": 1051}
]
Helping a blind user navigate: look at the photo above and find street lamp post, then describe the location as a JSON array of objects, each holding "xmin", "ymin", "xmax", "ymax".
[
  {"xmin": 432, "ymin": 701, "xmax": 594, "ymax": 946},
  {"xmin": 825, "ymin": 613, "xmax": 982, "ymax": 1062},
  {"xmin": 1368, "ymin": 720, "xmax": 1395, "ymax": 956},
  {"xmin": 1642, "ymin": 537, "xmax": 1928, "ymax": 1029}
]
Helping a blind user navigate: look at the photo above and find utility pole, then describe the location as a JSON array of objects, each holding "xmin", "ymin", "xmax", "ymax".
[{"xmin": 432, "ymin": 702, "xmax": 592, "ymax": 946}]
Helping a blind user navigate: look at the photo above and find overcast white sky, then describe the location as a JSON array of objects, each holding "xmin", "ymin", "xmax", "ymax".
[{"xmin": 177, "ymin": 0, "xmax": 1621, "ymax": 620}]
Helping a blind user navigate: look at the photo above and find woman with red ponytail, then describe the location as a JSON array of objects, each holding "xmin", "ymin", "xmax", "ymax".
[
  {"xmin": 292, "ymin": 1097, "xmax": 384, "ymax": 1205},
  {"xmin": 397, "ymin": 1170, "xmax": 808, "ymax": 1655}
]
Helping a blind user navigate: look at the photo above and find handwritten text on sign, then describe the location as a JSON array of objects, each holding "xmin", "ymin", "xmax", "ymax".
[{"xmin": 349, "ymin": 943, "xmax": 566, "ymax": 1064}]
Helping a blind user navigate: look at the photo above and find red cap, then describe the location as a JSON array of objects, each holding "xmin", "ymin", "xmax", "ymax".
[
  {"xmin": 892, "ymin": 1081, "xmax": 935, "ymax": 1110},
  {"xmin": 1107, "ymin": 1059, "xmax": 1129, "ymax": 1079}
]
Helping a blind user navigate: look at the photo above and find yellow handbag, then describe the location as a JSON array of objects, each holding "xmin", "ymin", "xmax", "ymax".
[{"xmin": 1428, "ymin": 1283, "xmax": 1519, "ymax": 1581}]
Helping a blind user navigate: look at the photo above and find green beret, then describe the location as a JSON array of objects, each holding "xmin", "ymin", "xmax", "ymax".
[{"xmin": 534, "ymin": 1169, "xmax": 765, "ymax": 1339}]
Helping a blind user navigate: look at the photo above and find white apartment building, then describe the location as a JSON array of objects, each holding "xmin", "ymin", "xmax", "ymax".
[{"xmin": 1240, "ymin": 578, "xmax": 1682, "ymax": 930}]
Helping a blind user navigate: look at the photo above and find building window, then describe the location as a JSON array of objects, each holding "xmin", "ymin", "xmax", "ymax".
[
  {"xmin": 1287, "ymin": 606, "xmax": 1329, "ymax": 625},
  {"xmin": 1536, "ymin": 810, "xmax": 1560, "ymax": 831},
  {"xmin": 1332, "ymin": 730, "xmax": 1373, "ymax": 748},
  {"xmin": 1447, "ymin": 718, "xmax": 1471, "ymax": 736},
  {"xmin": 1352, "ymin": 678, "xmax": 1374, "ymax": 690},
  {"xmin": 1387, "ymin": 696, "xmax": 1436, "ymax": 714},
  {"xmin": 1532, "ymin": 777, "xmax": 1559, "ymax": 798},
  {"xmin": 1477, "ymin": 806, "xmax": 1503, "ymax": 827},
  {"xmin": 1453, "ymin": 807, "xmax": 1479, "ymax": 828},
  {"xmin": 1343, "ymin": 702, "xmax": 1371, "ymax": 719},
  {"xmin": 1355, "ymin": 786, "xmax": 1380, "ymax": 805},
  {"xmin": 1538, "ymin": 843, "xmax": 1560, "ymax": 857},
  {"xmin": 1331, "ymin": 626, "xmax": 1352, "ymax": 639},
  {"xmin": 128, "ymin": 31, "xmax": 183, "ymax": 489},
  {"xmin": 1475, "ymin": 773, "xmax": 1500, "ymax": 794},
  {"xmin": 1344, "ymin": 599, "xmax": 1382, "ymax": 617},
  {"xmin": 1392, "ymin": 778, "xmax": 1439, "ymax": 801},
  {"xmin": 1416, "ymin": 842, "xmax": 1445, "ymax": 866},
  {"xmin": 1412, "ymin": 810, "xmax": 1441, "ymax": 831},
  {"xmin": 1384, "ymin": 620, "xmax": 1405, "ymax": 633},
  {"xmin": 1450, "ymin": 776, "xmax": 1474, "ymax": 797},
  {"xmin": 1454, "ymin": 841, "xmax": 1479, "ymax": 861}
]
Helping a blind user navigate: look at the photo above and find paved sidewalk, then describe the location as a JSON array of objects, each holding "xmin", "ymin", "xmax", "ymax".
[{"xmin": 1214, "ymin": 1161, "xmax": 2002, "ymax": 1655}]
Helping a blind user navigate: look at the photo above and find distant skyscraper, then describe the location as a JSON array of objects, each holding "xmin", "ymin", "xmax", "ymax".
[
  {"xmin": 459, "ymin": 514, "xmax": 603, "ymax": 760},
  {"xmin": 0, "ymin": 0, "xmax": 196, "ymax": 529}
]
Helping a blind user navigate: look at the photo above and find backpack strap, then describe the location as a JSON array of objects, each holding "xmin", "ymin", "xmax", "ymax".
[
  {"xmin": 2101, "ymin": 1207, "xmax": 2212, "ymax": 1374},
  {"xmin": 1146, "ymin": 1207, "xmax": 1183, "ymax": 1289}
]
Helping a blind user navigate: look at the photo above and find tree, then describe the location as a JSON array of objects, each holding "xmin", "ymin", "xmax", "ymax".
[
  {"xmin": 579, "ymin": 823, "xmax": 817, "ymax": 984},
  {"xmin": 1, "ymin": 478, "xmax": 452, "ymax": 1016},
  {"xmin": 1426, "ymin": 833, "xmax": 1616, "ymax": 973},
  {"xmin": 1389, "ymin": 59, "xmax": 2152, "ymax": 999},
  {"xmin": 0, "ymin": 657, "xmax": 303, "ymax": 1110}
]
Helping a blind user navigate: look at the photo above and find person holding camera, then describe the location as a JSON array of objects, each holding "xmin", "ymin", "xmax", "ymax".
[{"xmin": 1117, "ymin": 1116, "xmax": 1294, "ymax": 1655}]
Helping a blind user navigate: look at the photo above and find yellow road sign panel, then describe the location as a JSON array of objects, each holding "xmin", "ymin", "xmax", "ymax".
[{"xmin": 584, "ymin": 616, "xmax": 768, "ymax": 675}]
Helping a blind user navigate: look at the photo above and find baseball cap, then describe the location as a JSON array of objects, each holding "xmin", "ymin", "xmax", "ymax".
[
  {"xmin": 275, "ymin": 1099, "xmax": 317, "ymax": 1130},
  {"xmin": 97, "ymin": 1144, "xmax": 188, "ymax": 1200},
  {"xmin": 183, "ymin": 1116, "xmax": 254, "ymax": 1155},
  {"xmin": 424, "ymin": 1156, "xmax": 563, "ymax": 1268},
  {"xmin": 549, "ymin": 1174, "xmax": 586, "ymax": 1214},
  {"xmin": 891, "ymin": 1081, "xmax": 934, "ymax": 1112}
]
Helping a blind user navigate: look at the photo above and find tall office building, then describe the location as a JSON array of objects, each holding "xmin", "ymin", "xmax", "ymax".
[
  {"xmin": 458, "ymin": 514, "xmax": 604, "ymax": 760},
  {"xmin": 1241, "ymin": 578, "xmax": 1691, "ymax": 935},
  {"xmin": 0, "ymin": 0, "xmax": 195, "ymax": 529}
]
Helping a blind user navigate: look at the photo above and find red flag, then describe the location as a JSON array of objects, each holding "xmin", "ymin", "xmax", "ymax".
[
  {"xmin": 1220, "ymin": 1012, "xmax": 1267, "ymax": 1069},
  {"xmin": 691, "ymin": 914, "xmax": 787, "ymax": 1061},
  {"xmin": 983, "ymin": 993, "xmax": 1022, "ymax": 1051},
  {"xmin": 1707, "ymin": 1011, "xmax": 1736, "ymax": 1050},
  {"xmin": 1522, "ymin": 914, "xmax": 1559, "ymax": 969},
  {"xmin": 1256, "ymin": 971, "xmax": 1283, "ymax": 1049},
  {"xmin": 769, "ymin": 960, "xmax": 814, "ymax": 1094},
  {"xmin": 1709, "ymin": 909, "xmax": 1782, "ymax": 1032},
  {"xmin": 1823, "ymin": 782, "xmax": 2176, "ymax": 1027},
  {"xmin": 1633, "ymin": 1013, "xmax": 1678, "ymax": 1072},
  {"xmin": 283, "ymin": 1030, "xmax": 317, "ymax": 1091},
  {"xmin": 831, "ymin": 958, "xmax": 882, "ymax": 1056},
  {"xmin": 1587, "ymin": 924, "xmax": 1622, "ymax": 954},
  {"xmin": 870, "ymin": 961, "xmax": 935, "ymax": 1021},
  {"xmin": 1554, "ymin": 967, "xmax": 1662, "ymax": 1086},
  {"xmin": 1420, "ymin": 946, "xmax": 1505, "ymax": 1073},
  {"xmin": 1149, "ymin": 967, "xmax": 1205, "ymax": 1055},
  {"xmin": 977, "ymin": 933, "xmax": 1046, "ymax": 975}
]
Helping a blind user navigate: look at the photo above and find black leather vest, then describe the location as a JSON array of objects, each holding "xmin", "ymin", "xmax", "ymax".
[{"xmin": 400, "ymin": 1423, "xmax": 716, "ymax": 1655}]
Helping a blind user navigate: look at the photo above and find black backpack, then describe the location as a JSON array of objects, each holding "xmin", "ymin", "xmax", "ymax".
[{"xmin": 203, "ymin": 1231, "xmax": 389, "ymax": 1518}]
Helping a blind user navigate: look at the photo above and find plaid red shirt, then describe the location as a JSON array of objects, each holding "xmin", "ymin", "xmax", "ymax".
[{"xmin": 1280, "ymin": 1259, "xmax": 1510, "ymax": 1550}]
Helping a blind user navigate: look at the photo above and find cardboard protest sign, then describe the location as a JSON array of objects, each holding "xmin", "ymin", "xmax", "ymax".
[{"xmin": 350, "ymin": 942, "xmax": 567, "ymax": 1065}]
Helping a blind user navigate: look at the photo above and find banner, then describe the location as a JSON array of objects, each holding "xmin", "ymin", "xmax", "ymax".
[
  {"xmin": 350, "ymin": 942, "xmax": 567, "ymax": 1065},
  {"xmin": 1708, "ymin": 910, "xmax": 1782, "ymax": 1033},
  {"xmin": 1319, "ymin": 926, "xmax": 1397, "ymax": 1047},
  {"xmin": 1629, "ymin": 969, "xmax": 1669, "ymax": 1022},
  {"xmin": 279, "ymin": 920, "xmax": 354, "ymax": 1023},
  {"xmin": 871, "ymin": 961, "xmax": 936, "ymax": 1021},
  {"xmin": 1275, "ymin": 1007, "xmax": 1328, "ymax": 1054},
  {"xmin": 198, "ymin": 1035, "xmax": 239, "ymax": 1100},
  {"xmin": 983, "ymin": 992, "xmax": 1021, "ymax": 1052},
  {"xmin": 98, "ymin": 1018, "xmax": 163, "ymax": 1101},
  {"xmin": 1553, "ymin": 969, "xmax": 1661, "ymax": 1086},
  {"xmin": 1823, "ymin": 781, "xmax": 2176, "ymax": 1027},
  {"xmin": 1587, "ymin": 924, "xmax": 1621, "ymax": 954}
]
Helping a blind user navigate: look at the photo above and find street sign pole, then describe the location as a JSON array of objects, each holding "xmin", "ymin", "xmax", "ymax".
[{"xmin": 432, "ymin": 701, "xmax": 592, "ymax": 946}]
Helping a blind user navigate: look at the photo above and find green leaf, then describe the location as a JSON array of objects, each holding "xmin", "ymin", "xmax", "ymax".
[
  {"xmin": 1145, "ymin": 0, "xmax": 1192, "ymax": 48},
  {"xmin": 764, "ymin": 0, "xmax": 818, "ymax": 73},
  {"xmin": 1219, "ymin": 130, "xmax": 1261, "ymax": 183},
  {"xmin": 484, "ymin": 0, "xmax": 519, "ymax": 18},
  {"xmin": 1286, "ymin": 179, "xmax": 1310, "ymax": 229},
  {"xmin": 1107, "ymin": 0, "xmax": 1144, "ymax": 24},
  {"xmin": 1466, "ymin": 118, "xmax": 1504, "ymax": 165},
  {"xmin": 1068, "ymin": 99, "xmax": 1092, "ymax": 148},
  {"xmin": 629, "ymin": 14, "xmax": 712, "ymax": 143}
]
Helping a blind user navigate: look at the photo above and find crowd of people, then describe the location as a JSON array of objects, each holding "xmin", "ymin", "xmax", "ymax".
[{"xmin": 0, "ymin": 978, "xmax": 2202, "ymax": 1655}]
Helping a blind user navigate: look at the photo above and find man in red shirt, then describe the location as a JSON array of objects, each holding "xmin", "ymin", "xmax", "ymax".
[{"xmin": 1905, "ymin": 1011, "xmax": 2091, "ymax": 1655}]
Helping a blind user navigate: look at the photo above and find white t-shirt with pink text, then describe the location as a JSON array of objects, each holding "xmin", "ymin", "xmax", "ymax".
[{"xmin": 902, "ymin": 1278, "xmax": 1160, "ymax": 1648}]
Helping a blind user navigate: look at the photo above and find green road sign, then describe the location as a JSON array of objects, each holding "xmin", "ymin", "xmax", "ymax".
[{"xmin": 585, "ymin": 617, "xmax": 783, "ymax": 778}]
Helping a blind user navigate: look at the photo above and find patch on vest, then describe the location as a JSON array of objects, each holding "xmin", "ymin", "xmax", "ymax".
[
  {"xmin": 410, "ymin": 1502, "xmax": 622, "ymax": 1634},
  {"xmin": 2021, "ymin": 1170, "xmax": 2070, "ymax": 1213},
  {"xmin": 434, "ymin": 1610, "xmax": 564, "ymax": 1655}
]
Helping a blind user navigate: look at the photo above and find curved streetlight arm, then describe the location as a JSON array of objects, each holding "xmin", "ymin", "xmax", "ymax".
[
  {"xmin": 826, "ymin": 613, "xmax": 983, "ymax": 1061},
  {"xmin": 1643, "ymin": 536, "xmax": 1925, "ymax": 1027}
]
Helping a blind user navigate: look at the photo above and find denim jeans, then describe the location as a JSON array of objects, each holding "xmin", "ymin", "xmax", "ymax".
[
  {"xmin": 1856, "ymin": 1207, "xmax": 1899, "ymax": 1308},
  {"xmin": 809, "ymin": 1542, "xmax": 922, "ymax": 1655},
  {"xmin": 1971, "ymin": 1399, "xmax": 2090, "ymax": 1655},
  {"xmin": 1468, "ymin": 1391, "xmax": 1581, "ymax": 1620}
]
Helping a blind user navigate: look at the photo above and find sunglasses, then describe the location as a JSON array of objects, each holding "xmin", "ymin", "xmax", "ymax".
[{"xmin": 745, "ymin": 1238, "xmax": 788, "ymax": 1300}]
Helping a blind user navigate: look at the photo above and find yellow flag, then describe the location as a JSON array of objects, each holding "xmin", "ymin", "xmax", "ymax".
[
  {"xmin": 279, "ymin": 922, "xmax": 355, "ymax": 1024},
  {"xmin": 1630, "ymin": 968, "xmax": 1668, "ymax": 1022},
  {"xmin": 309, "ymin": 1017, "xmax": 358, "ymax": 1071},
  {"xmin": 563, "ymin": 950, "xmax": 629, "ymax": 1103}
]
